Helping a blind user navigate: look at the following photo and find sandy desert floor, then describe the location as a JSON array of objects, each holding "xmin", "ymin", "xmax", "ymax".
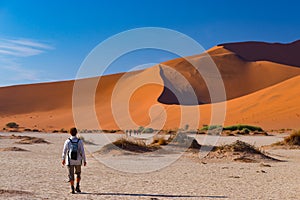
[{"xmin": 0, "ymin": 132, "xmax": 299, "ymax": 200}]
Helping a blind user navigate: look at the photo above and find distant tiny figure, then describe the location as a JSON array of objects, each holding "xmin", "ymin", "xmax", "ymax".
[
  {"xmin": 129, "ymin": 129, "xmax": 132, "ymax": 136},
  {"xmin": 62, "ymin": 127, "xmax": 87, "ymax": 194}
]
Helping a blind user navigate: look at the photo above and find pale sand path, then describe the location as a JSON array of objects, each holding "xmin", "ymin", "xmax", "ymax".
[{"xmin": 0, "ymin": 133, "xmax": 299, "ymax": 200}]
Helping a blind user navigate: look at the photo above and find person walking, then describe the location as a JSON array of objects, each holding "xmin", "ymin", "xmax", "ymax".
[{"xmin": 62, "ymin": 127, "xmax": 87, "ymax": 194}]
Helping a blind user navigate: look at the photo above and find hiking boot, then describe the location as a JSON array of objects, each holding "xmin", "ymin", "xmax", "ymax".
[
  {"xmin": 75, "ymin": 185, "xmax": 81, "ymax": 193},
  {"xmin": 70, "ymin": 186, "xmax": 75, "ymax": 194}
]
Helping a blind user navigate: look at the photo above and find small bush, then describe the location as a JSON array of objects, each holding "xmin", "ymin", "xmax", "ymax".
[
  {"xmin": 6, "ymin": 122, "xmax": 19, "ymax": 129},
  {"xmin": 144, "ymin": 128, "xmax": 154, "ymax": 133},
  {"xmin": 152, "ymin": 136, "xmax": 168, "ymax": 145},
  {"xmin": 284, "ymin": 130, "xmax": 300, "ymax": 145},
  {"xmin": 223, "ymin": 124, "xmax": 263, "ymax": 132},
  {"xmin": 242, "ymin": 128, "xmax": 250, "ymax": 134},
  {"xmin": 100, "ymin": 137, "xmax": 160, "ymax": 153},
  {"xmin": 102, "ymin": 129, "xmax": 121, "ymax": 133},
  {"xmin": 184, "ymin": 124, "xmax": 189, "ymax": 131},
  {"xmin": 60, "ymin": 128, "xmax": 68, "ymax": 133},
  {"xmin": 78, "ymin": 135, "xmax": 95, "ymax": 145},
  {"xmin": 138, "ymin": 126, "xmax": 145, "ymax": 133},
  {"xmin": 200, "ymin": 125, "xmax": 222, "ymax": 131},
  {"xmin": 168, "ymin": 132, "xmax": 201, "ymax": 149},
  {"xmin": 196, "ymin": 129, "xmax": 206, "ymax": 134},
  {"xmin": 222, "ymin": 130, "xmax": 235, "ymax": 136},
  {"xmin": 215, "ymin": 140, "xmax": 261, "ymax": 154}
]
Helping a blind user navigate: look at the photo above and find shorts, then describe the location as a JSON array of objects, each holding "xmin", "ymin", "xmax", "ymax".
[{"xmin": 67, "ymin": 165, "xmax": 81, "ymax": 182}]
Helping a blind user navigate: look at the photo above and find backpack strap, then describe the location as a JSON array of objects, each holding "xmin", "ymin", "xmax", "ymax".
[{"xmin": 69, "ymin": 138, "xmax": 80, "ymax": 143}]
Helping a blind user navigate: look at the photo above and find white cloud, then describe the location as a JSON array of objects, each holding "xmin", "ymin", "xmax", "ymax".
[
  {"xmin": 0, "ymin": 37, "xmax": 54, "ymax": 86},
  {"xmin": 5, "ymin": 39, "xmax": 53, "ymax": 50},
  {"xmin": 0, "ymin": 38, "xmax": 52, "ymax": 57}
]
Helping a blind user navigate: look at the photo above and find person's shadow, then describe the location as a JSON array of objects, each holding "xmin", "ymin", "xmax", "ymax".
[{"xmin": 77, "ymin": 192, "xmax": 228, "ymax": 199}]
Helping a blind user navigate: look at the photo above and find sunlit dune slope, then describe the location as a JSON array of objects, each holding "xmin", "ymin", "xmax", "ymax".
[{"xmin": 1, "ymin": 41, "xmax": 300, "ymax": 130}]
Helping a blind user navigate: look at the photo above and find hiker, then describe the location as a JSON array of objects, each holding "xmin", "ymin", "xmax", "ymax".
[
  {"xmin": 62, "ymin": 127, "xmax": 87, "ymax": 194},
  {"xmin": 129, "ymin": 129, "xmax": 132, "ymax": 136}
]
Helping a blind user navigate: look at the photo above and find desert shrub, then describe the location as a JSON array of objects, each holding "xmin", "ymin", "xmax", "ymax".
[
  {"xmin": 210, "ymin": 140, "xmax": 281, "ymax": 162},
  {"xmin": 6, "ymin": 122, "xmax": 19, "ymax": 129},
  {"xmin": 223, "ymin": 124, "xmax": 263, "ymax": 132},
  {"xmin": 102, "ymin": 129, "xmax": 120, "ymax": 133},
  {"xmin": 168, "ymin": 132, "xmax": 201, "ymax": 149},
  {"xmin": 138, "ymin": 126, "xmax": 145, "ymax": 133},
  {"xmin": 144, "ymin": 128, "xmax": 154, "ymax": 133},
  {"xmin": 242, "ymin": 128, "xmax": 250, "ymax": 134},
  {"xmin": 196, "ymin": 129, "xmax": 206, "ymax": 134},
  {"xmin": 200, "ymin": 125, "xmax": 222, "ymax": 131},
  {"xmin": 60, "ymin": 128, "xmax": 68, "ymax": 133},
  {"xmin": 101, "ymin": 137, "xmax": 160, "ymax": 153},
  {"xmin": 215, "ymin": 140, "xmax": 261, "ymax": 154},
  {"xmin": 167, "ymin": 129, "xmax": 177, "ymax": 134},
  {"xmin": 184, "ymin": 124, "xmax": 189, "ymax": 131},
  {"xmin": 222, "ymin": 130, "xmax": 235, "ymax": 136},
  {"xmin": 24, "ymin": 128, "xmax": 32, "ymax": 132},
  {"xmin": 283, "ymin": 130, "xmax": 300, "ymax": 145},
  {"xmin": 251, "ymin": 131, "xmax": 268, "ymax": 136},
  {"xmin": 152, "ymin": 136, "xmax": 168, "ymax": 145},
  {"xmin": 78, "ymin": 135, "xmax": 95, "ymax": 145}
]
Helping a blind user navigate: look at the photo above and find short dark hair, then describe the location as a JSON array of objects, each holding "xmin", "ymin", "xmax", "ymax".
[{"xmin": 70, "ymin": 127, "xmax": 78, "ymax": 136}]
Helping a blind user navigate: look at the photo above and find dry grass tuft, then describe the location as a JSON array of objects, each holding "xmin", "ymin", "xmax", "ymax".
[
  {"xmin": 270, "ymin": 130, "xmax": 300, "ymax": 148},
  {"xmin": 99, "ymin": 137, "xmax": 161, "ymax": 154},
  {"xmin": 206, "ymin": 140, "xmax": 280, "ymax": 162},
  {"xmin": 214, "ymin": 140, "xmax": 261, "ymax": 154},
  {"xmin": 151, "ymin": 136, "xmax": 168, "ymax": 145},
  {"xmin": 168, "ymin": 132, "xmax": 201, "ymax": 149},
  {"xmin": 78, "ymin": 135, "xmax": 96, "ymax": 145},
  {"xmin": 283, "ymin": 130, "xmax": 300, "ymax": 145}
]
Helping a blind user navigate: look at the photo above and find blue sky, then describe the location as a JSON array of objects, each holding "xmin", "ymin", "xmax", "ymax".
[{"xmin": 0, "ymin": 0, "xmax": 300, "ymax": 86}]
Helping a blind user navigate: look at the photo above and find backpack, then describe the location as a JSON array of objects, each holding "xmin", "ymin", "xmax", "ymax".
[{"xmin": 69, "ymin": 138, "xmax": 80, "ymax": 160}]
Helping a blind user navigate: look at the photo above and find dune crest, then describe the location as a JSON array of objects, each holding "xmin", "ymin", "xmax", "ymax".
[{"xmin": 220, "ymin": 40, "xmax": 300, "ymax": 67}]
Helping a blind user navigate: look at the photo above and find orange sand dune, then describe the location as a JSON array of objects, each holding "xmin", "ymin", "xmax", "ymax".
[
  {"xmin": 158, "ymin": 74, "xmax": 300, "ymax": 130},
  {"xmin": 1, "ymin": 41, "xmax": 300, "ymax": 131},
  {"xmin": 159, "ymin": 45, "xmax": 300, "ymax": 104}
]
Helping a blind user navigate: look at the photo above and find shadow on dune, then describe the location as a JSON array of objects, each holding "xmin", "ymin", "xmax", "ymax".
[
  {"xmin": 220, "ymin": 40, "xmax": 300, "ymax": 67},
  {"xmin": 157, "ymin": 40, "xmax": 300, "ymax": 106},
  {"xmin": 157, "ymin": 65, "xmax": 208, "ymax": 105},
  {"xmin": 79, "ymin": 192, "xmax": 228, "ymax": 198}
]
